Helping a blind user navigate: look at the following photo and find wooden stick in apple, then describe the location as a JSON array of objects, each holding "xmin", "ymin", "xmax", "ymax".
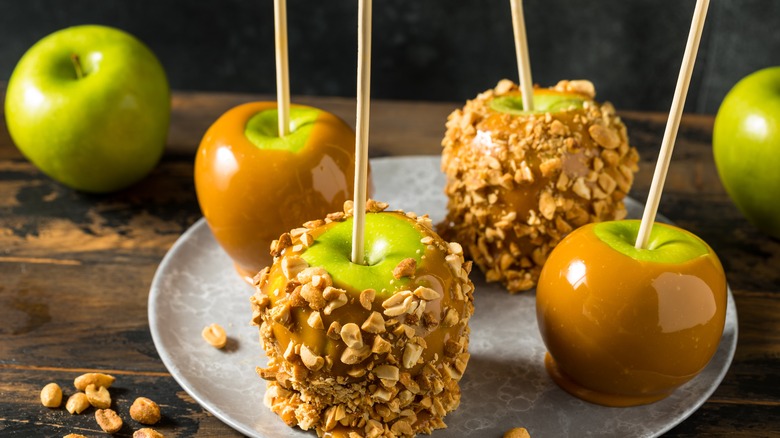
[
  {"xmin": 510, "ymin": 0, "xmax": 534, "ymax": 112},
  {"xmin": 635, "ymin": 0, "xmax": 710, "ymax": 249},
  {"xmin": 274, "ymin": 0, "xmax": 290, "ymax": 136},
  {"xmin": 351, "ymin": 0, "xmax": 372, "ymax": 264}
]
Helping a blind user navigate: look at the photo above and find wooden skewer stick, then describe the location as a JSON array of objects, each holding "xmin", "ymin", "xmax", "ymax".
[
  {"xmin": 274, "ymin": 0, "xmax": 290, "ymax": 137},
  {"xmin": 510, "ymin": 0, "xmax": 534, "ymax": 112},
  {"xmin": 351, "ymin": 0, "xmax": 372, "ymax": 264},
  {"xmin": 635, "ymin": 0, "xmax": 710, "ymax": 249}
]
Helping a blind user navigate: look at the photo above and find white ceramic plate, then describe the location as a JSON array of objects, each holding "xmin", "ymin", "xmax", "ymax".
[{"xmin": 149, "ymin": 155, "xmax": 738, "ymax": 438}]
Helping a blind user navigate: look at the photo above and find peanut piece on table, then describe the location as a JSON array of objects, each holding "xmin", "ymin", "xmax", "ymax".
[
  {"xmin": 63, "ymin": 434, "xmax": 88, "ymax": 438},
  {"xmin": 202, "ymin": 323, "xmax": 227, "ymax": 349},
  {"xmin": 133, "ymin": 427, "xmax": 165, "ymax": 438},
  {"xmin": 40, "ymin": 382, "xmax": 62, "ymax": 408},
  {"xmin": 504, "ymin": 427, "xmax": 531, "ymax": 438},
  {"xmin": 65, "ymin": 393, "xmax": 90, "ymax": 415},
  {"xmin": 129, "ymin": 396, "xmax": 161, "ymax": 425},
  {"xmin": 85, "ymin": 383, "xmax": 111, "ymax": 409},
  {"xmin": 95, "ymin": 408, "xmax": 123, "ymax": 434},
  {"xmin": 74, "ymin": 372, "xmax": 115, "ymax": 391}
]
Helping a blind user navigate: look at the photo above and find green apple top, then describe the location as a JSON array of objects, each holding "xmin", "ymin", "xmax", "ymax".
[
  {"xmin": 439, "ymin": 78, "xmax": 640, "ymax": 293},
  {"xmin": 5, "ymin": 25, "xmax": 170, "ymax": 193},
  {"xmin": 490, "ymin": 88, "xmax": 588, "ymax": 115},
  {"xmin": 300, "ymin": 212, "xmax": 427, "ymax": 296}
]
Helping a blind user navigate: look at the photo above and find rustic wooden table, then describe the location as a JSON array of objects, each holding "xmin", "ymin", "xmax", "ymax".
[{"xmin": 1, "ymin": 89, "xmax": 778, "ymax": 437}]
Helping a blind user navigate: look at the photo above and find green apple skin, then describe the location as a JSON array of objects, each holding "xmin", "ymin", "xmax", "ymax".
[
  {"xmin": 302, "ymin": 213, "xmax": 426, "ymax": 296},
  {"xmin": 490, "ymin": 91, "xmax": 586, "ymax": 115},
  {"xmin": 713, "ymin": 66, "xmax": 780, "ymax": 238},
  {"xmin": 536, "ymin": 220, "xmax": 728, "ymax": 406},
  {"xmin": 5, "ymin": 25, "xmax": 170, "ymax": 193}
]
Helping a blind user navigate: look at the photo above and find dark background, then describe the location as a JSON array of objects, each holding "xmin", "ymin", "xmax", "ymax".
[{"xmin": 0, "ymin": 0, "xmax": 778, "ymax": 114}]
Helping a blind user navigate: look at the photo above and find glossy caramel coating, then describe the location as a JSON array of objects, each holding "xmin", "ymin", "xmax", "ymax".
[
  {"xmin": 441, "ymin": 79, "xmax": 640, "ymax": 292},
  {"xmin": 195, "ymin": 102, "xmax": 366, "ymax": 281},
  {"xmin": 536, "ymin": 223, "xmax": 728, "ymax": 406},
  {"xmin": 250, "ymin": 203, "xmax": 474, "ymax": 437}
]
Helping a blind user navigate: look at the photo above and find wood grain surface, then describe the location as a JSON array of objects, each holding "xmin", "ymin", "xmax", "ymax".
[{"xmin": 1, "ymin": 89, "xmax": 778, "ymax": 437}]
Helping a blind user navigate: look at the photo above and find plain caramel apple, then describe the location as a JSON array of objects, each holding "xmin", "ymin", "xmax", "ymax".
[
  {"xmin": 195, "ymin": 102, "xmax": 370, "ymax": 282},
  {"xmin": 536, "ymin": 220, "xmax": 728, "ymax": 406}
]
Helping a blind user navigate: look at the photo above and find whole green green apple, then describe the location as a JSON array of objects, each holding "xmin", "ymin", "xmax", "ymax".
[
  {"xmin": 5, "ymin": 25, "xmax": 170, "ymax": 193},
  {"xmin": 536, "ymin": 220, "xmax": 727, "ymax": 406},
  {"xmin": 713, "ymin": 66, "xmax": 780, "ymax": 238}
]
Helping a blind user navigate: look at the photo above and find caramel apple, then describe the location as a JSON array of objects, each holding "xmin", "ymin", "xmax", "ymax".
[
  {"xmin": 250, "ymin": 200, "xmax": 474, "ymax": 437},
  {"xmin": 536, "ymin": 220, "xmax": 728, "ymax": 406},
  {"xmin": 195, "ymin": 102, "xmax": 370, "ymax": 282},
  {"xmin": 440, "ymin": 79, "xmax": 640, "ymax": 292}
]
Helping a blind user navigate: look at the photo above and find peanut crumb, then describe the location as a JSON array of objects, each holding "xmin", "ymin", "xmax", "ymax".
[{"xmin": 504, "ymin": 427, "xmax": 531, "ymax": 438}]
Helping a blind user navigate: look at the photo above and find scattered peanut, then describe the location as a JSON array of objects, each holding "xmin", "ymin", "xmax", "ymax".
[
  {"xmin": 202, "ymin": 323, "xmax": 227, "ymax": 349},
  {"xmin": 129, "ymin": 396, "xmax": 162, "ymax": 425},
  {"xmin": 40, "ymin": 382, "xmax": 62, "ymax": 408},
  {"xmin": 402, "ymin": 343, "xmax": 423, "ymax": 369},
  {"xmin": 65, "ymin": 392, "xmax": 90, "ymax": 415},
  {"xmin": 95, "ymin": 408, "xmax": 123, "ymax": 434},
  {"xmin": 299, "ymin": 345, "xmax": 325, "ymax": 371},
  {"xmin": 74, "ymin": 372, "xmax": 115, "ymax": 391},
  {"xmin": 85, "ymin": 383, "xmax": 111, "ymax": 409},
  {"xmin": 339, "ymin": 323, "xmax": 364, "ymax": 349},
  {"xmin": 504, "ymin": 427, "xmax": 531, "ymax": 438},
  {"xmin": 63, "ymin": 434, "xmax": 88, "ymax": 438},
  {"xmin": 392, "ymin": 258, "xmax": 417, "ymax": 279},
  {"xmin": 134, "ymin": 428, "xmax": 165, "ymax": 438},
  {"xmin": 359, "ymin": 288, "xmax": 375, "ymax": 310}
]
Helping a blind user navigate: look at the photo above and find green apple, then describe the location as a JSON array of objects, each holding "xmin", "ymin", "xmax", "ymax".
[
  {"xmin": 302, "ymin": 213, "xmax": 426, "ymax": 296},
  {"xmin": 713, "ymin": 66, "xmax": 780, "ymax": 238},
  {"xmin": 195, "ymin": 102, "xmax": 365, "ymax": 282},
  {"xmin": 4, "ymin": 25, "xmax": 170, "ymax": 193},
  {"xmin": 536, "ymin": 220, "xmax": 727, "ymax": 406}
]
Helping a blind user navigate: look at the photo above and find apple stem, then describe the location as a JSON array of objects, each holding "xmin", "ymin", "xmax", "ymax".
[
  {"xmin": 635, "ymin": 0, "xmax": 710, "ymax": 249},
  {"xmin": 70, "ymin": 54, "xmax": 84, "ymax": 79},
  {"xmin": 510, "ymin": 0, "xmax": 534, "ymax": 112},
  {"xmin": 274, "ymin": 0, "xmax": 291, "ymax": 137},
  {"xmin": 351, "ymin": 0, "xmax": 372, "ymax": 265}
]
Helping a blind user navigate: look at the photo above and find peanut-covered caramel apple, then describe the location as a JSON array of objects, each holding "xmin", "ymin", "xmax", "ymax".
[
  {"xmin": 440, "ymin": 79, "xmax": 640, "ymax": 292},
  {"xmin": 250, "ymin": 200, "xmax": 474, "ymax": 437}
]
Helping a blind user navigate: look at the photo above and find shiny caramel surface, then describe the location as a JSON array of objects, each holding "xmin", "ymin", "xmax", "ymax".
[
  {"xmin": 194, "ymin": 102, "xmax": 360, "ymax": 279},
  {"xmin": 536, "ymin": 223, "xmax": 728, "ymax": 406}
]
